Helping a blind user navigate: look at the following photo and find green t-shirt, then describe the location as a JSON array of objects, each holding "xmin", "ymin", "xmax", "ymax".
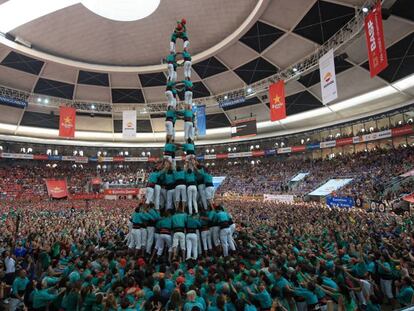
[
  {"xmin": 12, "ymin": 276, "xmax": 29, "ymax": 295},
  {"xmin": 186, "ymin": 216, "xmax": 201, "ymax": 229},
  {"xmin": 172, "ymin": 213, "xmax": 187, "ymax": 228},
  {"xmin": 33, "ymin": 289, "xmax": 58, "ymax": 309},
  {"xmin": 148, "ymin": 171, "xmax": 159, "ymax": 184},
  {"xmin": 397, "ymin": 286, "xmax": 414, "ymax": 306}
]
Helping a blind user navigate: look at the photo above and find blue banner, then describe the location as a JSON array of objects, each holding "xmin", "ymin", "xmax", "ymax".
[
  {"xmin": 0, "ymin": 95, "xmax": 28, "ymax": 108},
  {"xmin": 306, "ymin": 143, "xmax": 320, "ymax": 150},
  {"xmin": 326, "ymin": 196, "xmax": 355, "ymax": 208},
  {"xmin": 196, "ymin": 155, "xmax": 204, "ymax": 161},
  {"xmin": 196, "ymin": 105, "xmax": 206, "ymax": 137},
  {"xmin": 218, "ymin": 96, "xmax": 245, "ymax": 109},
  {"xmin": 264, "ymin": 149, "xmax": 276, "ymax": 156},
  {"xmin": 212, "ymin": 176, "xmax": 226, "ymax": 190},
  {"xmin": 48, "ymin": 155, "xmax": 62, "ymax": 161}
]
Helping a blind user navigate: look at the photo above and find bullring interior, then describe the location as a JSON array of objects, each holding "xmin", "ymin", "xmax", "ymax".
[{"xmin": 0, "ymin": 0, "xmax": 414, "ymax": 310}]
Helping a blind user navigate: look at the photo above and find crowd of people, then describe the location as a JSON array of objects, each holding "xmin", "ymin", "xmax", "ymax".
[{"xmin": 2, "ymin": 197, "xmax": 414, "ymax": 311}]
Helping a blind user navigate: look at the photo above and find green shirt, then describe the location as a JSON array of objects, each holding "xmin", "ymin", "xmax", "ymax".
[
  {"xmin": 164, "ymin": 143, "xmax": 177, "ymax": 154},
  {"xmin": 182, "ymin": 80, "xmax": 193, "ymax": 91},
  {"xmin": 182, "ymin": 51, "xmax": 192, "ymax": 61},
  {"xmin": 174, "ymin": 170, "xmax": 186, "ymax": 181},
  {"xmin": 183, "ymin": 143, "xmax": 195, "ymax": 154},
  {"xmin": 397, "ymin": 286, "xmax": 414, "ymax": 306},
  {"xmin": 33, "ymin": 289, "xmax": 58, "ymax": 308},
  {"xmin": 148, "ymin": 171, "xmax": 159, "ymax": 184},
  {"xmin": 204, "ymin": 173, "xmax": 213, "ymax": 184},
  {"xmin": 172, "ymin": 213, "xmax": 187, "ymax": 229},
  {"xmin": 12, "ymin": 276, "xmax": 29, "ymax": 295},
  {"xmin": 165, "ymin": 171, "xmax": 176, "ymax": 186},
  {"xmin": 166, "ymin": 53, "xmax": 176, "ymax": 63},
  {"xmin": 186, "ymin": 216, "xmax": 201, "ymax": 229},
  {"xmin": 185, "ymin": 171, "xmax": 197, "ymax": 184},
  {"xmin": 166, "ymin": 109, "xmax": 177, "ymax": 123},
  {"xmin": 252, "ymin": 290, "xmax": 272, "ymax": 309}
]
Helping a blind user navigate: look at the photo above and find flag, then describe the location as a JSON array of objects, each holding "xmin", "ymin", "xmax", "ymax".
[
  {"xmin": 364, "ymin": 1, "xmax": 388, "ymax": 77},
  {"xmin": 45, "ymin": 179, "xmax": 68, "ymax": 199},
  {"xmin": 319, "ymin": 49, "xmax": 338, "ymax": 105},
  {"xmin": 59, "ymin": 107, "xmax": 76, "ymax": 137},
  {"xmin": 122, "ymin": 110, "xmax": 136, "ymax": 138},
  {"xmin": 196, "ymin": 105, "xmax": 206, "ymax": 136},
  {"xmin": 269, "ymin": 81, "xmax": 286, "ymax": 122}
]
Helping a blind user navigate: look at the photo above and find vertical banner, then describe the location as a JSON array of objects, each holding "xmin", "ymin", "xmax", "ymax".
[
  {"xmin": 269, "ymin": 80, "xmax": 286, "ymax": 121},
  {"xmin": 319, "ymin": 49, "xmax": 338, "ymax": 105},
  {"xmin": 45, "ymin": 179, "xmax": 68, "ymax": 199},
  {"xmin": 364, "ymin": 1, "xmax": 388, "ymax": 77},
  {"xmin": 122, "ymin": 110, "xmax": 137, "ymax": 138},
  {"xmin": 196, "ymin": 104, "xmax": 206, "ymax": 137},
  {"xmin": 59, "ymin": 106, "xmax": 76, "ymax": 138}
]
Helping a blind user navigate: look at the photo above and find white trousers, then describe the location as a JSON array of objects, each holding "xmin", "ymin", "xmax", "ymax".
[
  {"xmin": 140, "ymin": 228, "xmax": 147, "ymax": 248},
  {"xmin": 146, "ymin": 226, "xmax": 155, "ymax": 254},
  {"xmin": 220, "ymin": 227, "xmax": 235, "ymax": 256},
  {"xmin": 380, "ymin": 278, "xmax": 393, "ymax": 299},
  {"xmin": 156, "ymin": 234, "xmax": 172, "ymax": 256},
  {"xmin": 165, "ymin": 90, "xmax": 177, "ymax": 109},
  {"xmin": 201, "ymin": 230, "xmax": 212, "ymax": 251},
  {"xmin": 172, "ymin": 232, "xmax": 186, "ymax": 250},
  {"xmin": 146, "ymin": 187, "xmax": 154, "ymax": 204},
  {"xmin": 205, "ymin": 186, "xmax": 215, "ymax": 201},
  {"xmin": 175, "ymin": 184, "xmax": 187, "ymax": 203},
  {"xmin": 210, "ymin": 226, "xmax": 220, "ymax": 247},
  {"xmin": 187, "ymin": 185, "xmax": 198, "ymax": 214},
  {"xmin": 185, "ymin": 91, "xmax": 193, "ymax": 106},
  {"xmin": 154, "ymin": 185, "xmax": 161, "ymax": 210},
  {"xmin": 184, "ymin": 121, "xmax": 194, "ymax": 141},
  {"xmin": 165, "ymin": 121, "xmax": 175, "ymax": 138},
  {"xmin": 129, "ymin": 228, "xmax": 142, "ymax": 249},
  {"xmin": 167, "ymin": 64, "xmax": 177, "ymax": 82},
  {"xmin": 160, "ymin": 188, "xmax": 167, "ymax": 209},
  {"xmin": 197, "ymin": 184, "xmax": 208, "ymax": 210},
  {"xmin": 184, "ymin": 61, "xmax": 192, "ymax": 79},
  {"xmin": 186, "ymin": 233, "xmax": 198, "ymax": 260},
  {"xmin": 167, "ymin": 189, "xmax": 175, "ymax": 210}
]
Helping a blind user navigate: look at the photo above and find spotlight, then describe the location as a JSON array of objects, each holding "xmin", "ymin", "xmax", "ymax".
[
  {"xmin": 292, "ymin": 67, "xmax": 298, "ymax": 72},
  {"xmin": 44, "ymin": 99, "xmax": 49, "ymax": 104},
  {"xmin": 224, "ymin": 95, "xmax": 228, "ymax": 100},
  {"xmin": 37, "ymin": 98, "xmax": 41, "ymax": 103},
  {"xmin": 362, "ymin": 7, "xmax": 369, "ymax": 13},
  {"xmin": 247, "ymin": 87, "xmax": 252, "ymax": 94},
  {"xmin": 91, "ymin": 104, "xmax": 96, "ymax": 109}
]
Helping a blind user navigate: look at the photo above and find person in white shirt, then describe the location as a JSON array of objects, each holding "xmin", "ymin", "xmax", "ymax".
[{"xmin": 4, "ymin": 251, "xmax": 16, "ymax": 285}]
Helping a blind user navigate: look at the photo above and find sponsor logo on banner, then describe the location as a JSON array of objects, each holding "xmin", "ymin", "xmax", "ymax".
[
  {"xmin": 48, "ymin": 155, "xmax": 62, "ymax": 161},
  {"xmin": 33, "ymin": 155, "xmax": 48, "ymax": 160},
  {"xmin": 122, "ymin": 110, "xmax": 137, "ymax": 138},
  {"xmin": 392, "ymin": 125, "xmax": 414, "ymax": 137},
  {"xmin": 112, "ymin": 156, "xmax": 125, "ymax": 162},
  {"xmin": 204, "ymin": 154, "xmax": 216, "ymax": 160},
  {"xmin": 352, "ymin": 136, "xmax": 361, "ymax": 144},
  {"xmin": 59, "ymin": 107, "xmax": 76, "ymax": 138},
  {"xmin": 336, "ymin": 138, "xmax": 353, "ymax": 146},
  {"xmin": 75, "ymin": 157, "xmax": 88, "ymax": 163},
  {"xmin": 320, "ymin": 140, "xmax": 336, "ymax": 149},
  {"xmin": 306, "ymin": 143, "xmax": 320, "ymax": 150},
  {"xmin": 216, "ymin": 154, "xmax": 228, "ymax": 159},
  {"xmin": 292, "ymin": 146, "xmax": 306, "ymax": 152},
  {"xmin": 362, "ymin": 130, "xmax": 391, "ymax": 142},
  {"xmin": 277, "ymin": 147, "xmax": 292, "ymax": 154},
  {"xmin": 265, "ymin": 149, "xmax": 276, "ymax": 156},
  {"xmin": 319, "ymin": 49, "xmax": 338, "ymax": 104},
  {"xmin": 364, "ymin": 2, "xmax": 388, "ymax": 77},
  {"xmin": 45, "ymin": 179, "xmax": 68, "ymax": 198},
  {"xmin": 326, "ymin": 196, "xmax": 355, "ymax": 208},
  {"xmin": 269, "ymin": 81, "xmax": 286, "ymax": 122},
  {"xmin": 228, "ymin": 152, "xmax": 252, "ymax": 158},
  {"xmin": 62, "ymin": 156, "xmax": 75, "ymax": 161},
  {"xmin": 70, "ymin": 193, "xmax": 104, "ymax": 200},
  {"xmin": 219, "ymin": 96, "xmax": 245, "ymax": 109},
  {"xmin": 124, "ymin": 157, "xmax": 148, "ymax": 162},
  {"xmin": 263, "ymin": 194, "xmax": 294, "ymax": 203},
  {"xmin": 1, "ymin": 153, "xmax": 33, "ymax": 159},
  {"xmin": 252, "ymin": 150, "xmax": 265, "ymax": 157},
  {"xmin": 104, "ymin": 188, "xmax": 140, "ymax": 195}
]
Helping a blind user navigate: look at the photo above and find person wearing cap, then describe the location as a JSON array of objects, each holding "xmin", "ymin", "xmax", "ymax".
[
  {"xmin": 184, "ymin": 290, "xmax": 205, "ymax": 311},
  {"xmin": 216, "ymin": 206, "xmax": 235, "ymax": 257},
  {"xmin": 170, "ymin": 19, "xmax": 189, "ymax": 53},
  {"xmin": 172, "ymin": 164, "xmax": 186, "ymax": 211},
  {"xmin": 172, "ymin": 204, "xmax": 187, "ymax": 261},
  {"xmin": 166, "ymin": 52, "xmax": 178, "ymax": 82},
  {"xmin": 185, "ymin": 214, "xmax": 201, "ymax": 261}
]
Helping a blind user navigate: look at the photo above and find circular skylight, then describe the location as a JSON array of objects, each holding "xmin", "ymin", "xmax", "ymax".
[{"xmin": 81, "ymin": 0, "xmax": 161, "ymax": 22}]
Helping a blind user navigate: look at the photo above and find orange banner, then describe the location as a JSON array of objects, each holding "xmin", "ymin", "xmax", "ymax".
[
  {"xmin": 269, "ymin": 81, "xmax": 286, "ymax": 121},
  {"xmin": 45, "ymin": 179, "xmax": 68, "ymax": 199},
  {"xmin": 59, "ymin": 106, "xmax": 76, "ymax": 138}
]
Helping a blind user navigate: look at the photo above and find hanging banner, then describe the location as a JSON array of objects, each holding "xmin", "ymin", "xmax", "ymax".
[
  {"xmin": 122, "ymin": 110, "xmax": 137, "ymax": 138},
  {"xmin": 231, "ymin": 118, "xmax": 257, "ymax": 139},
  {"xmin": 196, "ymin": 105, "xmax": 206, "ymax": 137},
  {"xmin": 269, "ymin": 81, "xmax": 286, "ymax": 121},
  {"xmin": 45, "ymin": 179, "xmax": 68, "ymax": 199},
  {"xmin": 364, "ymin": 1, "xmax": 388, "ymax": 77},
  {"xmin": 319, "ymin": 49, "xmax": 338, "ymax": 105},
  {"xmin": 59, "ymin": 107, "xmax": 76, "ymax": 138}
]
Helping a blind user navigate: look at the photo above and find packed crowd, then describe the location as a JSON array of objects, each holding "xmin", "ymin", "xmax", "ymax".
[{"xmin": 2, "ymin": 197, "xmax": 414, "ymax": 311}]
